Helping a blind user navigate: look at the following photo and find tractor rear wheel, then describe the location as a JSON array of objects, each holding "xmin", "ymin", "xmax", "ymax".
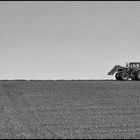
[
  {"xmin": 136, "ymin": 71, "xmax": 140, "ymax": 80},
  {"xmin": 115, "ymin": 73, "xmax": 121, "ymax": 80},
  {"xmin": 120, "ymin": 71, "xmax": 129, "ymax": 81}
]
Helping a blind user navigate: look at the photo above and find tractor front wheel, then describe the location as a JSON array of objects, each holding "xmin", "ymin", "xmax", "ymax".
[
  {"xmin": 120, "ymin": 71, "xmax": 129, "ymax": 81},
  {"xmin": 115, "ymin": 73, "xmax": 121, "ymax": 80},
  {"xmin": 136, "ymin": 71, "xmax": 140, "ymax": 80}
]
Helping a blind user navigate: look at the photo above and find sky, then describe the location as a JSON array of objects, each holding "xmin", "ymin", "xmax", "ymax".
[{"xmin": 0, "ymin": 1, "xmax": 140, "ymax": 80}]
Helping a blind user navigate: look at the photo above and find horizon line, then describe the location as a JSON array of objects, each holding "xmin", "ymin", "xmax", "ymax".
[{"xmin": 0, "ymin": 79, "xmax": 115, "ymax": 81}]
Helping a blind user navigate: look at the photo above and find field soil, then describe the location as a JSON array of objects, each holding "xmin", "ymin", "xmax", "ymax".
[{"xmin": 0, "ymin": 80, "xmax": 139, "ymax": 139}]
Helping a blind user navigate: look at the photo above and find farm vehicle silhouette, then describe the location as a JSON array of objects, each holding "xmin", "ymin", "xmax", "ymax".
[{"xmin": 108, "ymin": 62, "xmax": 140, "ymax": 80}]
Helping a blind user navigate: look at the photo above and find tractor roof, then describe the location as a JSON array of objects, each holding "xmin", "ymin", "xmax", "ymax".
[{"xmin": 129, "ymin": 62, "xmax": 140, "ymax": 64}]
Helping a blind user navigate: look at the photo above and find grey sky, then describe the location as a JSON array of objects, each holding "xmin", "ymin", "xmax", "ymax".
[{"xmin": 0, "ymin": 1, "xmax": 140, "ymax": 80}]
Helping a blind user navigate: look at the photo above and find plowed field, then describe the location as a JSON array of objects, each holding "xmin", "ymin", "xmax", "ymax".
[{"xmin": 0, "ymin": 80, "xmax": 139, "ymax": 139}]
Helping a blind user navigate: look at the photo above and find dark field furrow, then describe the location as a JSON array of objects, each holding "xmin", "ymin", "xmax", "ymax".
[{"xmin": 0, "ymin": 80, "xmax": 139, "ymax": 138}]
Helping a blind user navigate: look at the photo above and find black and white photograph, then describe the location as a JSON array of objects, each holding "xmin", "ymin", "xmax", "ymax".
[{"xmin": 0, "ymin": 1, "xmax": 140, "ymax": 139}]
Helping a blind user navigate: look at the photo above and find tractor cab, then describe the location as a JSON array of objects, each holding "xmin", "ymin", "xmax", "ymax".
[{"xmin": 129, "ymin": 62, "xmax": 140, "ymax": 69}]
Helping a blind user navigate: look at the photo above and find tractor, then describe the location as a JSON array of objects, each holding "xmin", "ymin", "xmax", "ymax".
[{"xmin": 107, "ymin": 62, "xmax": 140, "ymax": 80}]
